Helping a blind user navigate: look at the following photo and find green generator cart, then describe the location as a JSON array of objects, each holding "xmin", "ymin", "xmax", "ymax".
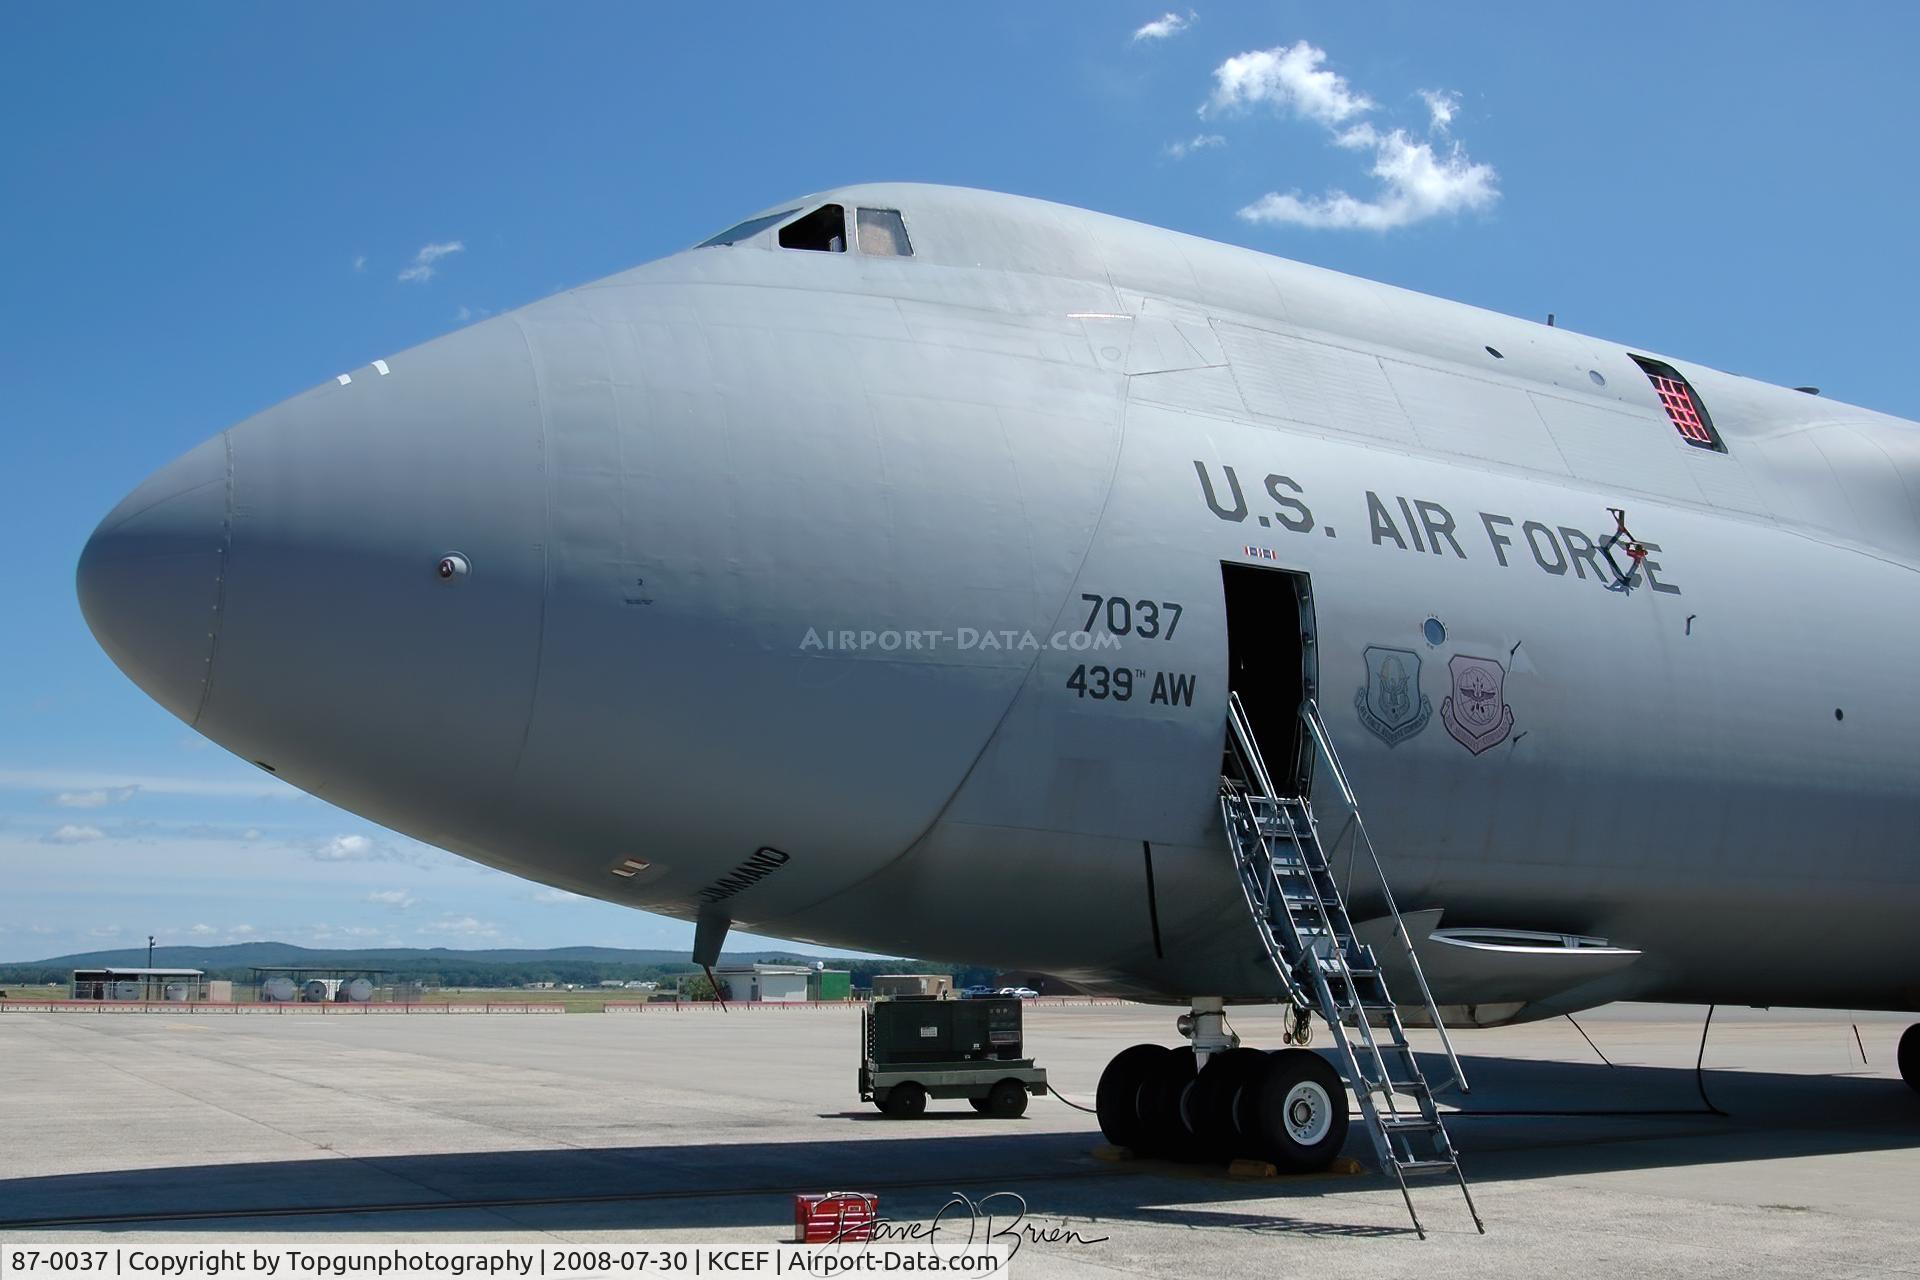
[{"xmin": 859, "ymin": 995, "xmax": 1048, "ymax": 1118}]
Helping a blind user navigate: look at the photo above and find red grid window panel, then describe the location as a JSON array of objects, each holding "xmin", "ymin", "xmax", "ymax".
[{"xmin": 1648, "ymin": 374, "xmax": 1715, "ymax": 445}]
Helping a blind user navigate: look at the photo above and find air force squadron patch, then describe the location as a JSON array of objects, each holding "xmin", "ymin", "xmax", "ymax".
[
  {"xmin": 1355, "ymin": 646, "xmax": 1432, "ymax": 747},
  {"xmin": 1440, "ymin": 654, "xmax": 1516, "ymax": 755}
]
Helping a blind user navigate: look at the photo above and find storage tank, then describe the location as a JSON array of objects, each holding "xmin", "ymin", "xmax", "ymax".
[
  {"xmin": 341, "ymin": 978, "xmax": 374, "ymax": 1003},
  {"xmin": 262, "ymin": 976, "xmax": 297, "ymax": 1003},
  {"xmin": 163, "ymin": 983, "xmax": 190, "ymax": 1002},
  {"xmin": 112, "ymin": 980, "xmax": 141, "ymax": 1000},
  {"xmin": 302, "ymin": 978, "xmax": 340, "ymax": 1002}
]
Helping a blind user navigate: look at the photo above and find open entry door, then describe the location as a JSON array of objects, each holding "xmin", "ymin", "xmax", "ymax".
[{"xmin": 1220, "ymin": 563, "xmax": 1316, "ymax": 795}]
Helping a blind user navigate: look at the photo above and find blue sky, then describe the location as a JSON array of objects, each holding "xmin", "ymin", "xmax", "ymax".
[{"xmin": 3, "ymin": 4, "xmax": 1915, "ymax": 961}]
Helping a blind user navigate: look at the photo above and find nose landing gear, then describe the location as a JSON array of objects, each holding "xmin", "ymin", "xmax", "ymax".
[{"xmin": 1094, "ymin": 1001, "xmax": 1351, "ymax": 1171}]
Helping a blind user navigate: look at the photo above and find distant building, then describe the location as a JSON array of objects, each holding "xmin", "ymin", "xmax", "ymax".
[
  {"xmin": 871, "ymin": 973, "xmax": 952, "ymax": 998},
  {"xmin": 526, "ymin": 981, "xmax": 557, "ymax": 990},
  {"xmin": 624, "ymin": 980, "xmax": 657, "ymax": 990},
  {"xmin": 599, "ymin": 980, "xmax": 625, "ymax": 988},
  {"xmin": 810, "ymin": 968, "xmax": 852, "ymax": 1002},
  {"xmin": 710, "ymin": 963, "xmax": 813, "ymax": 1003},
  {"xmin": 70, "ymin": 968, "xmax": 206, "ymax": 1002}
]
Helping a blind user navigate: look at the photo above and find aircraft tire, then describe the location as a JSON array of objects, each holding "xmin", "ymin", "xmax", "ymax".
[
  {"xmin": 1096, "ymin": 1043, "xmax": 1171, "ymax": 1150},
  {"xmin": 1243, "ymin": 1049, "xmax": 1350, "ymax": 1172},
  {"xmin": 1901, "ymin": 1025, "xmax": 1920, "ymax": 1093},
  {"xmin": 1135, "ymin": 1046, "xmax": 1204, "ymax": 1160},
  {"xmin": 1188, "ymin": 1047, "xmax": 1269, "ymax": 1161}
]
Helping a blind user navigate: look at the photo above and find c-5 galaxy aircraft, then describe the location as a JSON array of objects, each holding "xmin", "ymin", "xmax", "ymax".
[{"xmin": 78, "ymin": 184, "xmax": 1920, "ymax": 1218}]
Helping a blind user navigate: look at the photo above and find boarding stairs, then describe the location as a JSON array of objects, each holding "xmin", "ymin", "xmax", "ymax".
[{"xmin": 1220, "ymin": 692, "xmax": 1484, "ymax": 1238}]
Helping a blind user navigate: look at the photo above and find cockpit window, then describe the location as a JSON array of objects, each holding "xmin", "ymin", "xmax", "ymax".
[
  {"xmin": 856, "ymin": 208, "xmax": 913, "ymax": 258},
  {"xmin": 778, "ymin": 204, "xmax": 846, "ymax": 253},
  {"xmin": 697, "ymin": 209, "xmax": 798, "ymax": 248}
]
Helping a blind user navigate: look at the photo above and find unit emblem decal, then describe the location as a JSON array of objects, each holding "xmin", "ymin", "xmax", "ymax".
[
  {"xmin": 1439, "ymin": 655, "xmax": 1515, "ymax": 755},
  {"xmin": 1354, "ymin": 646, "xmax": 1431, "ymax": 747}
]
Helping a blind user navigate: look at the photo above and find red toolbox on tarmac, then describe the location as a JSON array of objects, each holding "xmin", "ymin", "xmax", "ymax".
[{"xmin": 792, "ymin": 1192, "xmax": 878, "ymax": 1243}]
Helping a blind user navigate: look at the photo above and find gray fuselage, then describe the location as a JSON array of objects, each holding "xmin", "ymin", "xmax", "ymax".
[{"xmin": 78, "ymin": 184, "xmax": 1920, "ymax": 1019}]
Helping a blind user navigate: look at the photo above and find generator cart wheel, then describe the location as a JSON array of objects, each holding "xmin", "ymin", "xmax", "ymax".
[
  {"xmin": 986, "ymin": 1079, "xmax": 1029, "ymax": 1118},
  {"xmin": 969, "ymin": 1097, "xmax": 994, "ymax": 1113},
  {"xmin": 880, "ymin": 1082, "xmax": 927, "ymax": 1119}
]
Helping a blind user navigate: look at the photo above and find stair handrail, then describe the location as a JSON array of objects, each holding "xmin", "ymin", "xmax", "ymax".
[
  {"xmin": 1224, "ymin": 693, "xmax": 1278, "ymax": 800},
  {"xmin": 1299, "ymin": 697, "xmax": 1470, "ymax": 1095},
  {"xmin": 1219, "ymin": 785, "xmax": 1313, "ymax": 1010}
]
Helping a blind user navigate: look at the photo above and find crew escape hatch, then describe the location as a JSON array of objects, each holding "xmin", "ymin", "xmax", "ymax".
[{"xmin": 1220, "ymin": 562, "xmax": 1316, "ymax": 796}]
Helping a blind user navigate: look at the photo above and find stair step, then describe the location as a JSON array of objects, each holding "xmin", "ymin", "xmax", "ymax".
[
  {"xmin": 1394, "ymin": 1159, "xmax": 1461, "ymax": 1177},
  {"xmin": 1377, "ymin": 1115, "xmax": 1442, "ymax": 1132},
  {"xmin": 1366, "ymin": 1078, "xmax": 1430, "ymax": 1094}
]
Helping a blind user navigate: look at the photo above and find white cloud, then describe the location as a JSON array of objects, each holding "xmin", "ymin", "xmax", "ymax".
[
  {"xmin": 306, "ymin": 832, "xmax": 441, "ymax": 866},
  {"xmin": 398, "ymin": 241, "xmax": 464, "ymax": 284},
  {"xmin": 529, "ymin": 888, "xmax": 584, "ymax": 905},
  {"xmin": 1206, "ymin": 41, "xmax": 1373, "ymax": 125},
  {"xmin": 229, "ymin": 924, "xmax": 256, "ymax": 938},
  {"xmin": 47, "ymin": 824, "xmax": 105, "ymax": 844},
  {"xmin": 419, "ymin": 915, "xmax": 499, "ymax": 938},
  {"xmin": 87, "ymin": 925, "xmax": 122, "ymax": 939},
  {"xmin": 53, "ymin": 785, "xmax": 139, "ymax": 809},
  {"xmin": 1419, "ymin": 88, "xmax": 1459, "ymax": 133},
  {"xmin": 314, "ymin": 833, "xmax": 375, "ymax": 861},
  {"xmin": 307, "ymin": 923, "xmax": 382, "ymax": 942},
  {"xmin": 1239, "ymin": 128, "xmax": 1498, "ymax": 230},
  {"xmin": 1203, "ymin": 41, "xmax": 1498, "ymax": 232},
  {"xmin": 242, "ymin": 829, "xmax": 262, "ymax": 841},
  {"xmin": 0, "ymin": 769, "xmax": 291, "ymax": 800},
  {"xmin": 366, "ymin": 889, "xmax": 417, "ymax": 909},
  {"xmin": 1165, "ymin": 133, "xmax": 1227, "ymax": 159},
  {"xmin": 1132, "ymin": 10, "xmax": 1195, "ymax": 42},
  {"xmin": 353, "ymin": 254, "xmax": 367, "ymax": 273},
  {"xmin": 186, "ymin": 924, "xmax": 216, "ymax": 937}
]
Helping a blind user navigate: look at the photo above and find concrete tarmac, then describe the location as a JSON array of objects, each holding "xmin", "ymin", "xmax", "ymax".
[{"xmin": 2, "ymin": 1002, "xmax": 1917, "ymax": 1278}]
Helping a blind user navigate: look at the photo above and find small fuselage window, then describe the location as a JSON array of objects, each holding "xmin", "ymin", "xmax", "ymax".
[
  {"xmin": 856, "ymin": 208, "xmax": 913, "ymax": 258},
  {"xmin": 778, "ymin": 204, "xmax": 847, "ymax": 252},
  {"xmin": 697, "ymin": 209, "xmax": 799, "ymax": 248}
]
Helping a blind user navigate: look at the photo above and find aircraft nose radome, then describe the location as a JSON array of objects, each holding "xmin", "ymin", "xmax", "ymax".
[{"xmin": 76, "ymin": 433, "xmax": 230, "ymax": 726}]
